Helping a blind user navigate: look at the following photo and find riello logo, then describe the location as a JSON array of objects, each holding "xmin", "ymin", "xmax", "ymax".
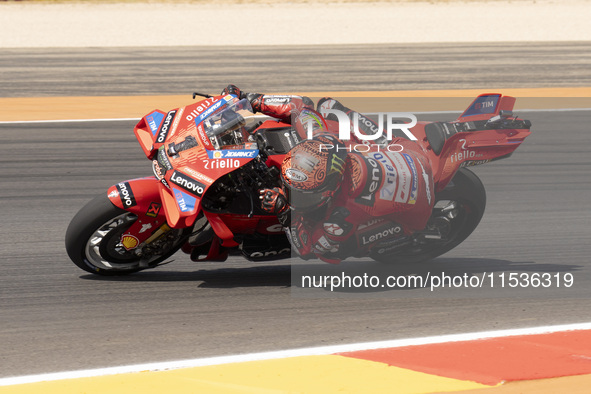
[{"xmin": 309, "ymin": 109, "xmax": 418, "ymax": 141}]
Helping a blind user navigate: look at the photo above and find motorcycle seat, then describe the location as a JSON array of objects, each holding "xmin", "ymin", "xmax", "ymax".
[{"xmin": 425, "ymin": 122, "xmax": 456, "ymax": 155}]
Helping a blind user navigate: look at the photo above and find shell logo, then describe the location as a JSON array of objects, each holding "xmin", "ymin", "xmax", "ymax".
[
  {"xmin": 213, "ymin": 150, "xmax": 223, "ymax": 159},
  {"xmin": 121, "ymin": 234, "xmax": 139, "ymax": 250}
]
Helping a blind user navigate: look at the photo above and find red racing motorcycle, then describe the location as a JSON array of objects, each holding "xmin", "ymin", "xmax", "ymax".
[{"xmin": 65, "ymin": 93, "xmax": 531, "ymax": 275}]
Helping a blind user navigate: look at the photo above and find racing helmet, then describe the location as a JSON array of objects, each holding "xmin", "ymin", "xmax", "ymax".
[{"xmin": 281, "ymin": 135, "xmax": 347, "ymax": 211}]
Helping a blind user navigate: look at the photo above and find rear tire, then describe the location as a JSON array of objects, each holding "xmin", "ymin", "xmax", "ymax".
[
  {"xmin": 372, "ymin": 168, "xmax": 486, "ymax": 264},
  {"xmin": 65, "ymin": 193, "xmax": 189, "ymax": 275}
]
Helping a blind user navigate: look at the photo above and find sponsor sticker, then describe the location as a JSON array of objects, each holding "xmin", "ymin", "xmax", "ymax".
[
  {"xmin": 355, "ymin": 156, "xmax": 382, "ymax": 206},
  {"xmin": 462, "ymin": 94, "xmax": 500, "ymax": 117},
  {"xmin": 314, "ymin": 235, "xmax": 339, "ymax": 253},
  {"xmin": 121, "ymin": 234, "xmax": 139, "ymax": 250},
  {"xmin": 139, "ymin": 223, "xmax": 153, "ymax": 234},
  {"xmin": 181, "ymin": 166, "xmax": 214, "ymax": 184},
  {"xmin": 168, "ymin": 107, "xmax": 184, "ymax": 140},
  {"xmin": 157, "ymin": 147, "xmax": 173, "ymax": 170},
  {"xmin": 146, "ymin": 111, "xmax": 165, "ymax": 136},
  {"xmin": 460, "ymin": 159, "xmax": 490, "ymax": 168},
  {"xmin": 116, "ymin": 182, "xmax": 136, "ymax": 208},
  {"xmin": 173, "ymin": 188, "xmax": 197, "ymax": 212},
  {"xmin": 156, "ymin": 110, "xmax": 177, "ymax": 144},
  {"xmin": 285, "ymin": 168, "xmax": 308, "ymax": 182},
  {"xmin": 415, "ymin": 158, "xmax": 432, "ymax": 205},
  {"xmin": 264, "ymin": 96, "xmax": 291, "ymax": 105},
  {"xmin": 289, "ymin": 227, "xmax": 302, "ymax": 249},
  {"xmin": 146, "ymin": 202, "xmax": 161, "ymax": 218},
  {"xmin": 417, "ymin": 159, "xmax": 431, "ymax": 205},
  {"xmin": 402, "ymin": 153, "xmax": 418, "ymax": 205},
  {"xmin": 153, "ymin": 160, "xmax": 165, "ymax": 181},
  {"xmin": 359, "ymin": 223, "xmax": 403, "ymax": 246},
  {"xmin": 198, "ymin": 127, "xmax": 213, "ymax": 149},
  {"xmin": 371, "ymin": 152, "xmax": 397, "ymax": 202},
  {"xmin": 170, "ymin": 170, "xmax": 205, "ymax": 196},
  {"xmin": 207, "ymin": 149, "xmax": 259, "ymax": 159},
  {"xmin": 186, "ymin": 97, "xmax": 217, "ymax": 121},
  {"xmin": 202, "ymin": 159, "xmax": 240, "ymax": 170},
  {"xmin": 389, "ymin": 153, "xmax": 411, "ymax": 204},
  {"xmin": 450, "ymin": 149, "xmax": 483, "ymax": 163},
  {"xmin": 195, "ymin": 99, "xmax": 225, "ymax": 125}
]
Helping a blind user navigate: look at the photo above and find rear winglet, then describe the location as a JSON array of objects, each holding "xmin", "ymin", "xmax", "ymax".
[{"xmin": 457, "ymin": 94, "xmax": 516, "ymax": 122}]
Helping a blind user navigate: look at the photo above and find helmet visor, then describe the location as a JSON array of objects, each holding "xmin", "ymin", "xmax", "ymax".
[{"xmin": 285, "ymin": 186, "xmax": 330, "ymax": 211}]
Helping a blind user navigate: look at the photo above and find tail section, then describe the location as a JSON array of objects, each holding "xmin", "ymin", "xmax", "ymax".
[{"xmin": 421, "ymin": 94, "xmax": 531, "ymax": 191}]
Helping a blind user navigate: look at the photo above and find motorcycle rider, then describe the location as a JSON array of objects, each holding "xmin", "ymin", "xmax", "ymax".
[{"xmin": 221, "ymin": 85, "xmax": 435, "ymax": 263}]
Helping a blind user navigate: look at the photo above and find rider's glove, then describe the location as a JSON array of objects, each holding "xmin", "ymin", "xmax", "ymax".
[
  {"xmin": 220, "ymin": 85, "xmax": 263, "ymax": 113},
  {"xmin": 221, "ymin": 84, "xmax": 246, "ymax": 99},
  {"xmin": 246, "ymin": 93, "xmax": 263, "ymax": 113},
  {"xmin": 260, "ymin": 188, "xmax": 289, "ymax": 214}
]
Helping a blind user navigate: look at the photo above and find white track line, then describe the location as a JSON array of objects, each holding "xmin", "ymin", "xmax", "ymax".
[
  {"xmin": 1, "ymin": 322, "xmax": 590, "ymax": 387},
  {"xmin": 0, "ymin": 107, "xmax": 590, "ymax": 125}
]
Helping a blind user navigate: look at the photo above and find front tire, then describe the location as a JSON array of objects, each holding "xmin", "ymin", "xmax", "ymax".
[{"xmin": 65, "ymin": 193, "xmax": 189, "ymax": 275}]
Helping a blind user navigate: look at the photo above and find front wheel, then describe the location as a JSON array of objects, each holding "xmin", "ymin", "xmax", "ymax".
[
  {"xmin": 65, "ymin": 193, "xmax": 190, "ymax": 275},
  {"xmin": 372, "ymin": 168, "xmax": 486, "ymax": 264}
]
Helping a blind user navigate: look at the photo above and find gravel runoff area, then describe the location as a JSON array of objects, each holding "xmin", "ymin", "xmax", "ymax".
[{"xmin": 1, "ymin": 0, "xmax": 590, "ymax": 47}]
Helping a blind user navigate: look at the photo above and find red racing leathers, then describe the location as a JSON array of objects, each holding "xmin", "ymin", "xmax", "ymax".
[{"xmin": 251, "ymin": 93, "xmax": 435, "ymax": 263}]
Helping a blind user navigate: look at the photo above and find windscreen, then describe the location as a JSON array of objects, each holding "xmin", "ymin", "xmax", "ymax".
[{"xmin": 203, "ymin": 99, "xmax": 258, "ymax": 149}]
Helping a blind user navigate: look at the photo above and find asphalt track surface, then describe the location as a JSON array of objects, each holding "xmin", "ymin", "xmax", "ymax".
[
  {"xmin": 1, "ymin": 43, "xmax": 590, "ymax": 378},
  {"xmin": 2, "ymin": 42, "xmax": 591, "ymax": 96}
]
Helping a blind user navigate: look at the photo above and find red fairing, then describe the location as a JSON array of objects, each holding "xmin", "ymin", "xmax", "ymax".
[
  {"xmin": 107, "ymin": 177, "xmax": 163, "ymax": 214},
  {"xmin": 146, "ymin": 94, "xmax": 260, "ymax": 228},
  {"xmin": 411, "ymin": 94, "xmax": 531, "ymax": 191},
  {"xmin": 106, "ymin": 177, "xmax": 168, "ymax": 246}
]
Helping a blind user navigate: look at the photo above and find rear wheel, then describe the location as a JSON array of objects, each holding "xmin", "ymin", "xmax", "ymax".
[
  {"xmin": 372, "ymin": 168, "xmax": 486, "ymax": 264},
  {"xmin": 65, "ymin": 193, "xmax": 190, "ymax": 275}
]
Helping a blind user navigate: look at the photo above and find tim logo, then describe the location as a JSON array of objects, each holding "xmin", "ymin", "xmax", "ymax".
[{"xmin": 474, "ymin": 101, "xmax": 494, "ymax": 110}]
